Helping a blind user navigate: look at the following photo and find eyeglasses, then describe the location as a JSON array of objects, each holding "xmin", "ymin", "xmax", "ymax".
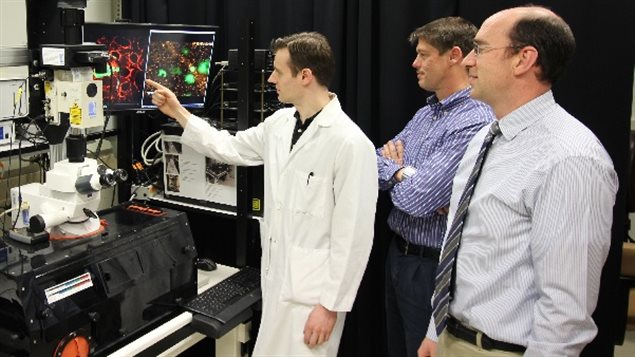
[{"xmin": 472, "ymin": 42, "xmax": 521, "ymax": 57}]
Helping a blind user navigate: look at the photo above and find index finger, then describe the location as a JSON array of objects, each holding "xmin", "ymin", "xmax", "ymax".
[
  {"xmin": 145, "ymin": 79, "xmax": 166, "ymax": 91},
  {"xmin": 386, "ymin": 140, "xmax": 396, "ymax": 154},
  {"xmin": 382, "ymin": 144, "xmax": 390, "ymax": 158},
  {"xmin": 395, "ymin": 140, "xmax": 404, "ymax": 164}
]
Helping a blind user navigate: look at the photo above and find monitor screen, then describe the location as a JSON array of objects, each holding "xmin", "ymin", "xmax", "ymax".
[{"xmin": 83, "ymin": 23, "xmax": 217, "ymax": 111}]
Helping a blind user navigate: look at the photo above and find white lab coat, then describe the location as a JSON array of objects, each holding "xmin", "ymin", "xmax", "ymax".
[{"xmin": 181, "ymin": 95, "xmax": 378, "ymax": 356}]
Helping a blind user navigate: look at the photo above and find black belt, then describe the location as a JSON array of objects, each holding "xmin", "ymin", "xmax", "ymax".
[
  {"xmin": 394, "ymin": 235, "xmax": 440, "ymax": 260},
  {"xmin": 447, "ymin": 317, "xmax": 526, "ymax": 353}
]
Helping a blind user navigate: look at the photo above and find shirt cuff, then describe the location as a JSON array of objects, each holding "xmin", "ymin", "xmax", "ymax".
[
  {"xmin": 380, "ymin": 159, "xmax": 402, "ymax": 184},
  {"xmin": 425, "ymin": 318, "xmax": 439, "ymax": 342}
]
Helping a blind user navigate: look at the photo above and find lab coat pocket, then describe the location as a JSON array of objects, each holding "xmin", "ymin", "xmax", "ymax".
[
  {"xmin": 291, "ymin": 170, "xmax": 327, "ymax": 217},
  {"xmin": 281, "ymin": 246, "xmax": 329, "ymax": 306}
]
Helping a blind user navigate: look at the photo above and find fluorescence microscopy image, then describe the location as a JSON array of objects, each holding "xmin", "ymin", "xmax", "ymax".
[
  {"xmin": 92, "ymin": 31, "xmax": 148, "ymax": 108},
  {"xmin": 144, "ymin": 30, "xmax": 215, "ymax": 107},
  {"xmin": 85, "ymin": 24, "xmax": 216, "ymax": 110}
]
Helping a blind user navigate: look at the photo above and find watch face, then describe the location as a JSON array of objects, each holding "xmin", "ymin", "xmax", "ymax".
[{"xmin": 403, "ymin": 166, "xmax": 416, "ymax": 179}]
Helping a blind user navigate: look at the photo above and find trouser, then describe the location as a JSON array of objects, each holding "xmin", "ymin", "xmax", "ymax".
[
  {"xmin": 385, "ymin": 238, "xmax": 439, "ymax": 357},
  {"xmin": 438, "ymin": 331, "xmax": 523, "ymax": 357}
]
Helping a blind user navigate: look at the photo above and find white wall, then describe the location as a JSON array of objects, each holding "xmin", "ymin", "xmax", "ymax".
[
  {"xmin": 85, "ymin": 0, "xmax": 115, "ymax": 23},
  {"xmin": 0, "ymin": 0, "xmax": 28, "ymax": 79},
  {"xmin": 0, "ymin": 0, "xmax": 27, "ymax": 48},
  {"xmin": 0, "ymin": 0, "xmax": 114, "ymax": 78}
]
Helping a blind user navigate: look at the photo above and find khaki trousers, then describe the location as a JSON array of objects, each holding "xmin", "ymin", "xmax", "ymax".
[{"xmin": 437, "ymin": 331, "xmax": 523, "ymax": 357}]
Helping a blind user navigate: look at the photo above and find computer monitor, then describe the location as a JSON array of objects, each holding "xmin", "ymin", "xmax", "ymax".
[{"xmin": 83, "ymin": 22, "xmax": 217, "ymax": 111}]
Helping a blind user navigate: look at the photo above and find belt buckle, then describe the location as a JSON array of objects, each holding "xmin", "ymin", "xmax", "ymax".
[{"xmin": 478, "ymin": 332, "xmax": 494, "ymax": 350}]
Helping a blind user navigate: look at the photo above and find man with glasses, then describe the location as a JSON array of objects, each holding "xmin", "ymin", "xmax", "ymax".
[
  {"xmin": 377, "ymin": 17, "xmax": 493, "ymax": 357},
  {"xmin": 418, "ymin": 6, "xmax": 617, "ymax": 357}
]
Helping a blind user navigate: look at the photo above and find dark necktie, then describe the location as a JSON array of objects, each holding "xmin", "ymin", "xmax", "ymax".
[{"xmin": 431, "ymin": 120, "xmax": 501, "ymax": 336}]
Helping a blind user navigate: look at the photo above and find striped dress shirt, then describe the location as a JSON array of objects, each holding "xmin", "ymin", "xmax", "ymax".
[
  {"xmin": 429, "ymin": 91, "xmax": 618, "ymax": 355},
  {"xmin": 377, "ymin": 87, "xmax": 493, "ymax": 247}
]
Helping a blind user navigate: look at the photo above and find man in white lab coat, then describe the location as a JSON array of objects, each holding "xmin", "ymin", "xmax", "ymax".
[{"xmin": 146, "ymin": 32, "xmax": 378, "ymax": 356}]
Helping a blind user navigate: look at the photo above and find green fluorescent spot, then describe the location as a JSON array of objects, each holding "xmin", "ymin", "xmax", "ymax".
[
  {"xmin": 198, "ymin": 60, "xmax": 210, "ymax": 74},
  {"xmin": 158, "ymin": 69, "xmax": 167, "ymax": 77},
  {"xmin": 181, "ymin": 47, "xmax": 190, "ymax": 55},
  {"xmin": 184, "ymin": 73, "xmax": 196, "ymax": 85},
  {"xmin": 171, "ymin": 67, "xmax": 182, "ymax": 75}
]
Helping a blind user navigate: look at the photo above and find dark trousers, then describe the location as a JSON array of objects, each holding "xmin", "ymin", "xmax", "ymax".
[{"xmin": 385, "ymin": 238, "xmax": 438, "ymax": 357}]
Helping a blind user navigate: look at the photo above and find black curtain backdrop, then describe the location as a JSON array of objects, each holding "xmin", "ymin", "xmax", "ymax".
[{"xmin": 121, "ymin": 0, "xmax": 634, "ymax": 355}]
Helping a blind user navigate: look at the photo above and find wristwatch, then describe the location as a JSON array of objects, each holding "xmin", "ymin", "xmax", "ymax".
[{"xmin": 400, "ymin": 166, "xmax": 417, "ymax": 181}]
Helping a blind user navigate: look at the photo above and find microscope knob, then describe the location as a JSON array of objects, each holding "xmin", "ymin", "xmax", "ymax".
[
  {"xmin": 29, "ymin": 215, "xmax": 46, "ymax": 233},
  {"xmin": 83, "ymin": 208, "xmax": 98, "ymax": 219},
  {"xmin": 99, "ymin": 172, "xmax": 116, "ymax": 187},
  {"xmin": 86, "ymin": 82, "xmax": 98, "ymax": 97},
  {"xmin": 96, "ymin": 164, "xmax": 108, "ymax": 175},
  {"xmin": 114, "ymin": 169, "xmax": 128, "ymax": 183}
]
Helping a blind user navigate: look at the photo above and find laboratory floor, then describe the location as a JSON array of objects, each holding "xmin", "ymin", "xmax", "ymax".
[{"xmin": 615, "ymin": 330, "xmax": 635, "ymax": 357}]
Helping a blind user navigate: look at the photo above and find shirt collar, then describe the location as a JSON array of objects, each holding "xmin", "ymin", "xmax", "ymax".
[
  {"xmin": 426, "ymin": 86, "xmax": 472, "ymax": 109},
  {"xmin": 498, "ymin": 90, "xmax": 557, "ymax": 141},
  {"xmin": 293, "ymin": 109, "xmax": 321, "ymax": 128},
  {"xmin": 292, "ymin": 92, "xmax": 339, "ymax": 127}
]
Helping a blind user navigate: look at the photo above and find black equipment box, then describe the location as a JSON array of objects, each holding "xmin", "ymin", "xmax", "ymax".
[{"xmin": 0, "ymin": 203, "xmax": 197, "ymax": 356}]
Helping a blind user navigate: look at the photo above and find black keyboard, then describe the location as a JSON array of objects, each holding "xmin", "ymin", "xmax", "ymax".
[{"xmin": 184, "ymin": 266, "xmax": 261, "ymax": 324}]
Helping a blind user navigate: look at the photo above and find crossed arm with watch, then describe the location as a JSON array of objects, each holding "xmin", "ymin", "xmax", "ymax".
[
  {"xmin": 380, "ymin": 139, "xmax": 412, "ymax": 182},
  {"xmin": 380, "ymin": 139, "xmax": 448, "ymax": 215}
]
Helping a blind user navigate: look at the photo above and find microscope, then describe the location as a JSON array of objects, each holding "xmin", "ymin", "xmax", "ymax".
[
  {"xmin": 0, "ymin": 4, "xmax": 199, "ymax": 356},
  {"xmin": 9, "ymin": 0, "xmax": 126, "ymax": 243}
]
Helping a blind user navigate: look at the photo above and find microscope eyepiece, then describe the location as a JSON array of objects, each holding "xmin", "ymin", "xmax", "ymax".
[{"xmin": 113, "ymin": 169, "xmax": 128, "ymax": 183}]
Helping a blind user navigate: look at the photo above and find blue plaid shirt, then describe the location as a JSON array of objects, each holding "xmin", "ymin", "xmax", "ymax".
[{"xmin": 377, "ymin": 87, "xmax": 493, "ymax": 247}]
